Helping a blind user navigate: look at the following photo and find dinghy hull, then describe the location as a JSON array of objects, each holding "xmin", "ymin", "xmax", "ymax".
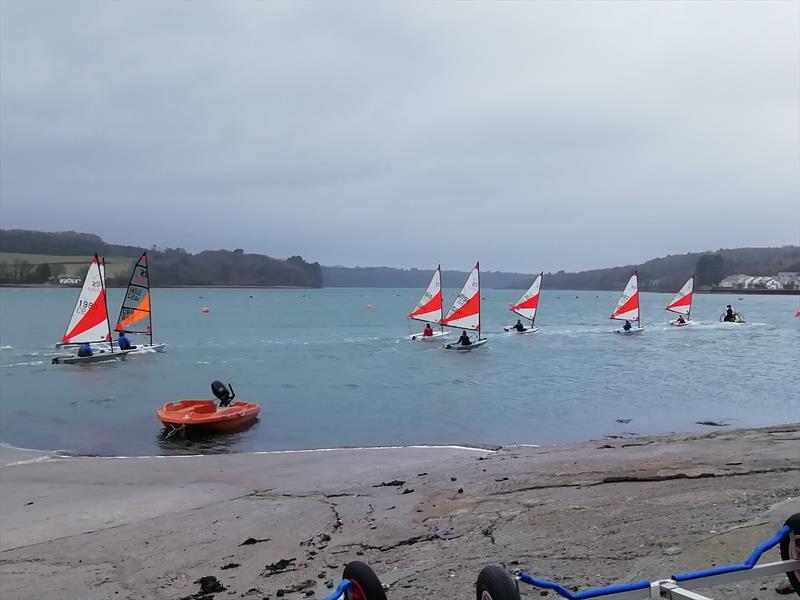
[
  {"xmin": 444, "ymin": 338, "xmax": 488, "ymax": 351},
  {"xmin": 157, "ymin": 400, "xmax": 260, "ymax": 433},
  {"xmin": 614, "ymin": 326, "xmax": 645, "ymax": 335},
  {"xmin": 52, "ymin": 350, "xmax": 128, "ymax": 365},
  {"xmin": 503, "ymin": 326, "xmax": 539, "ymax": 334},
  {"xmin": 409, "ymin": 331, "xmax": 450, "ymax": 341}
]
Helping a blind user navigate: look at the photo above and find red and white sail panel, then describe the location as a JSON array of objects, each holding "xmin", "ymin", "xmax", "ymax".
[
  {"xmin": 62, "ymin": 255, "xmax": 111, "ymax": 344},
  {"xmin": 511, "ymin": 272, "xmax": 542, "ymax": 322},
  {"xmin": 441, "ymin": 263, "xmax": 480, "ymax": 331},
  {"xmin": 665, "ymin": 276, "xmax": 693, "ymax": 316},
  {"xmin": 610, "ymin": 272, "xmax": 640, "ymax": 322},
  {"xmin": 408, "ymin": 266, "xmax": 443, "ymax": 324}
]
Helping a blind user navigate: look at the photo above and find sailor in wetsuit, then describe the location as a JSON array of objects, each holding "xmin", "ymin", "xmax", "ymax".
[
  {"xmin": 676, "ymin": 315, "xmax": 686, "ymax": 324},
  {"xmin": 117, "ymin": 331, "xmax": 136, "ymax": 350},
  {"xmin": 77, "ymin": 343, "xmax": 93, "ymax": 357},
  {"xmin": 458, "ymin": 330, "xmax": 472, "ymax": 346},
  {"xmin": 423, "ymin": 323, "xmax": 434, "ymax": 337},
  {"xmin": 623, "ymin": 320, "xmax": 632, "ymax": 331},
  {"xmin": 512, "ymin": 319, "xmax": 525, "ymax": 332},
  {"xmin": 724, "ymin": 305, "xmax": 735, "ymax": 322}
]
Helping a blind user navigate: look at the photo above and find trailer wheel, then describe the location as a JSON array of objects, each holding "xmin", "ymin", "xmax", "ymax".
[
  {"xmin": 342, "ymin": 561, "xmax": 387, "ymax": 600},
  {"xmin": 780, "ymin": 513, "xmax": 800, "ymax": 596},
  {"xmin": 476, "ymin": 565, "xmax": 520, "ymax": 600}
]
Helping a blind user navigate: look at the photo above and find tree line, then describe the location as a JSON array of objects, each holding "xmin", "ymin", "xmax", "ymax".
[{"xmin": 0, "ymin": 230, "xmax": 323, "ymax": 287}]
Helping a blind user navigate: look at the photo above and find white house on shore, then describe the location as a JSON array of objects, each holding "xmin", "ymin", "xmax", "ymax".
[
  {"xmin": 718, "ymin": 273, "xmax": 798, "ymax": 290},
  {"xmin": 57, "ymin": 277, "xmax": 81, "ymax": 286}
]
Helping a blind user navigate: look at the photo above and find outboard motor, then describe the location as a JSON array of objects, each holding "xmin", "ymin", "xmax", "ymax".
[{"xmin": 211, "ymin": 380, "xmax": 235, "ymax": 407}]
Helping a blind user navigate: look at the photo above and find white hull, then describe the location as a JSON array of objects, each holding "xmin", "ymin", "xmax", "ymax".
[
  {"xmin": 92, "ymin": 342, "xmax": 166, "ymax": 354},
  {"xmin": 123, "ymin": 343, "xmax": 166, "ymax": 354},
  {"xmin": 408, "ymin": 331, "xmax": 450, "ymax": 342},
  {"xmin": 615, "ymin": 326, "xmax": 645, "ymax": 335},
  {"xmin": 504, "ymin": 326, "xmax": 539, "ymax": 334},
  {"xmin": 443, "ymin": 338, "xmax": 488, "ymax": 351},
  {"xmin": 52, "ymin": 350, "xmax": 129, "ymax": 365},
  {"xmin": 669, "ymin": 320, "xmax": 692, "ymax": 327}
]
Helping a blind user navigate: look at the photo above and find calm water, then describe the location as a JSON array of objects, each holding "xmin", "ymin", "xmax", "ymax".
[{"xmin": 0, "ymin": 287, "xmax": 798, "ymax": 456}]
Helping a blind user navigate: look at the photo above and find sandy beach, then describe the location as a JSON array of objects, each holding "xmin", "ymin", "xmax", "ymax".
[{"xmin": 1, "ymin": 425, "xmax": 798, "ymax": 600}]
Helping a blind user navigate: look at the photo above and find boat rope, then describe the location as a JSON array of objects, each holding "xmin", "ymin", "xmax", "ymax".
[
  {"xmin": 164, "ymin": 413, "xmax": 193, "ymax": 439},
  {"xmin": 164, "ymin": 423, "xmax": 185, "ymax": 439}
]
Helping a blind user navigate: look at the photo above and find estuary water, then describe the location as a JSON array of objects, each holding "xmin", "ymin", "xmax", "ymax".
[{"xmin": 0, "ymin": 287, "xmax": 798, "ymax": 456}]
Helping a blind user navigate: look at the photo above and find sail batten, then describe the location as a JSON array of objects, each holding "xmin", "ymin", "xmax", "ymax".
[
  {"xmin": 62, "ymin": 255, "xmax": 112, "ymax": 344},
  {"xmin": 611, "ymin": 272, "xmax": 640, "ymax": 322},
  {"xmin": 665, "ymin": 276, "xmax": 694, "ymax": 317},
  {"xmin": 441, "ymin": 263, "xmax": 481, "ymax": 331},
  {"xmin": 510, "ymin": 272, "xmax": 542, "ymax": 323},
  {"xmin": 115, "ymin": 253, "xmax": 153, "ymax": 337},
  {"xmin": 408, "ymin": 266, "xmax": 443, "ymax": 325}
]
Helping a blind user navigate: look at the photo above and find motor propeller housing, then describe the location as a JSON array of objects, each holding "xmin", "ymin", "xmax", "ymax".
[{"xmin": 211, "ymin": 380, "xmax": 235, "ymax": 406}]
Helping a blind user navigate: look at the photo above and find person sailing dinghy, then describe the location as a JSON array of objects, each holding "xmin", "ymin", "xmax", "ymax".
[
  {"xmin": 666, "ymin": 275, "xmax": 694, "ymax": 326},
  {"xmin": 504, "ymin": 272, "xmax": 543, "ymax": 334},
  {"xmin": 113, "ymin": 252, "xmax": 166, "ymax": 352},
  {"xmin": 611, "ymin": 271, "xmax": 644, "ymax": 335},
  {"xmin": 52, "ymin": 255, "xmax": 129, "ymax": 365},
  {"xmin": 408, "ymin": 265, "xmax": 450, "ymax": 341},
  {"xmin": 442, "ymin": 262, "xmax": 487, "ymax": 351}
]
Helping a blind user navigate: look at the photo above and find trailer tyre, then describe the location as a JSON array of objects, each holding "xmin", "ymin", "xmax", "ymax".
[
  {"xmin": 476, "ymin": 565, "xmax": 520, "ymax": 600},
  {"xmin": 342, "ymin": 561, "xmax": 387, "ymax": 600},
  {"xmin": 780, "ymin": 513, "xmax": 800, "ymax": 596}
]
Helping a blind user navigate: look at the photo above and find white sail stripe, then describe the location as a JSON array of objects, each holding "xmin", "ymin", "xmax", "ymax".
[
  {"xmin": 512, "ymin": 307, "xmax": 537, "ymax": 321},
  {"xmin": 612, "ymin": 308, "xmax": 640, "ymax": 322},
  {"xmin": 443, "ymin": 314, "xmax": 480, "ymax": 330},
  {"xmin": 68, "ymin": 320, "xmax": 112, "ymax": 344},
  {"xmin": 410, "ymin": 310, "xmax": 441, "ymax": 324}
]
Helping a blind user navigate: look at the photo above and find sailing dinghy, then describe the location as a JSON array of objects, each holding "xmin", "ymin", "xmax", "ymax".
[
  {"xmin": 408, "ymin": 265, "xmax": 450, "ymax": 341},
  {"xmin": 611, "ymin": 271, "xmax": 644, "ymax": 335},
  {"xmin": 52, "ymin": 255, "xmax": 128, "ymax": 365},
  {"xmin": 504, "ymin": 272, "xmax": 543, "ymax": 334},
  {"xmin": 114, "ymin": 252, "xmax": 166, "ymax": 352},
  {"xmin": 666, "ymin": 275, "xmax": 694, "ymax": 326},
  {"xmin": 442, "ymin": 262, "xmax": 487, "ymax": 351}
]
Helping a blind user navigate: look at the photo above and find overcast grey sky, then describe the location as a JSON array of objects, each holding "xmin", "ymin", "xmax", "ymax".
[{"xmin": 1, "ymin": 1, "xmax": 798, "ymax": 272}]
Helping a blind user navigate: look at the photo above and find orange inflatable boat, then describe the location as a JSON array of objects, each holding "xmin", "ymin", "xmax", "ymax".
[{"xmin": 157, "ymin": 400, "xmax": 260, "ymax": 433}]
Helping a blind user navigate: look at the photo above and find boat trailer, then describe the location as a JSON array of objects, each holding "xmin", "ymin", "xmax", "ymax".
[{"xmin": 322, "ymin": 513, "xmax": 800, "ymax": 599}]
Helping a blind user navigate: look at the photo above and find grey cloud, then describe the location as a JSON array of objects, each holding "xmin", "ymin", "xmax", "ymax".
[{"xmin": 1, "ymin": 0, "xmax": 798, "ymax": 272}]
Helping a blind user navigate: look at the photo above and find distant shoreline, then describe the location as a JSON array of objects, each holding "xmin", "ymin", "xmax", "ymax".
[
  {"xmin": 700, "ymin": 287, "xmax": 800, "ymax": 295},
  {"xmin": 2, "ymin": 283, "xmax": 798, "ymax": 295},
  {"xmin": 0, "ymin": 283, "xmax": 313, "ymax": 289}
]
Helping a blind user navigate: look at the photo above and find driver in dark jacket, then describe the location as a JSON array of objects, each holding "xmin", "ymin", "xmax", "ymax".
[
  {"xmin": 117, "ymin": 331, "xmax": 136, "ymax": 350},
  {"xmin": 458, "ymin": 330, "xmax": 472, "ymax": 346}
]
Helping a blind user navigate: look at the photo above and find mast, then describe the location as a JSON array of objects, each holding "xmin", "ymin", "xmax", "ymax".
[
  {"xmin": 531, "ymin": 271, "xmax": 543, "ymax": 326},
  {"xmin": 101, "ymin": 257, "xmax": 114, "ymax": 352},
  {"xmin": 477, "ymin": 261, "xmax": 481, "ymax": 340},
  {"xmin": 635, "ymin": 270, "xmax": 641, "ymax": 327},
  {"xmin": 145, "ymin": 252, "xmax": 153, "ymax": 344},
  {"xmin": 438, "ymin": 265, "xmax": 444, "ymax": 333},
  {"xmin": 688, "ymin": 274, "xmax": 694, "ymax": 321}
]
